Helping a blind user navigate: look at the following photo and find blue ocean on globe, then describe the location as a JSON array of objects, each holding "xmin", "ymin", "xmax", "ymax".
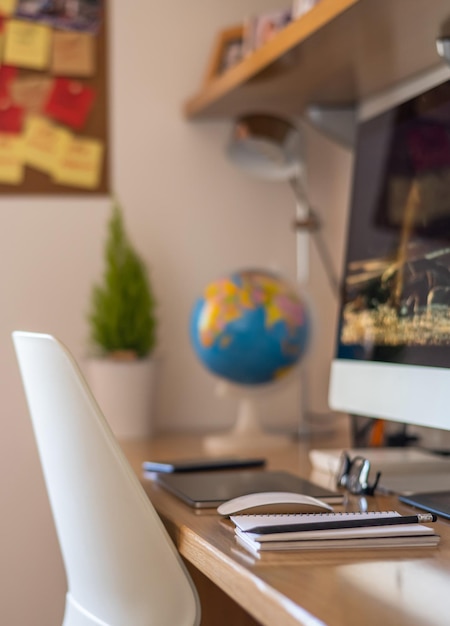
[{"xmin": 190, "ymin": 269, "xmax": 310, "ymax": 386}]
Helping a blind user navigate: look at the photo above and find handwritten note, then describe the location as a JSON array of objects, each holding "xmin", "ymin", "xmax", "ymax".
[
  {"xmin": 10, "ymin": 75, "xmax": 53, "ymax": 114},
  {"xmin": 0, "ymin": 99, "xmax": 23, "ymax": 133},
  {"xmin": 51, "ymin": 31, "xmax": 95, "ymax": 76},
  {"xmin": 4, "ymin": 19, "xmax": 52, "ymax": 70},
  {"xmin": 0, "ymin": 133, "xmax": 23, "ymax": 184},
  {"xmin": 24, "ymin": 115, "xmax": 71, "ymax": 175},
  {"xmin": 0, "ymin": 16, "xmax": 6, "ymax": 58},
  {"xmin": 45, "ymin": 78, "xmax": 95, "ymax": 129},
  {"xmin": 0, "ymin": 65, "xmax": 17, "ymax": 98},
  {"xmin": 0, "ymin": 0, "xmax": 16, "ymax": 16},
  {"xmin": 54, "ymin": 135, "xmax": 103, "ymax": 189}
]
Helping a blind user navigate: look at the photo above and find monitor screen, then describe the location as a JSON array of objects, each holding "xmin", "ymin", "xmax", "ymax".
[{"xmin": 329, "ymin": 65, "xmax": 450, "ymax": 432}]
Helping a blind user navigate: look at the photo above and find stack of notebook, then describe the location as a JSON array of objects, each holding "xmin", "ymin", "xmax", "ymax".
[{"xmin": 230, "ymin": 510, "xmax": 440, "ymax": 556}]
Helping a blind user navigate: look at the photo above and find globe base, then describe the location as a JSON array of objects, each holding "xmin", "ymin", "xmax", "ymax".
[
  {"xmin": 203, "ymin": 430, "xmax": 291, "ymax": 454},
  {"xmin": 203, "ymin": 396, "xmax": 292, "ymax": 454}
]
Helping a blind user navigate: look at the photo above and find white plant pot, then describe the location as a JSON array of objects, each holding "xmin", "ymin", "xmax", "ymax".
[{"xmin": 86, "ymin": 356, "xmax": 156, "ymax": 440}]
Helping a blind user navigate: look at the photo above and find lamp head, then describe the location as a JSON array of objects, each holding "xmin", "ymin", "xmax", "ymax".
[
  {"xmin": 226, "ymin": 113, "xmax": 340, "ymax": 297},
  {"xmin": 227, "ymin": 114, "xmax": 303, "ymax": 181}
]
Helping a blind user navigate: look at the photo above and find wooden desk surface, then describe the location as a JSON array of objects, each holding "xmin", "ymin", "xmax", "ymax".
[{"xmin": 121, "ymin": 425, "xmax": 450, "ymax": 626}]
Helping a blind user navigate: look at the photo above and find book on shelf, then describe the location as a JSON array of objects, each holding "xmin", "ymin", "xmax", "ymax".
[
  {"xmin": 230, "ymin": 511, "xmax": 440, "ymax": 554},
  {"xmin": 292, "ymin": 0, "xmax": 322, "ymax": 19}
]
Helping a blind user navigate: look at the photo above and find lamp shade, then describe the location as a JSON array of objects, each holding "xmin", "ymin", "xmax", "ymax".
[
  {"xmin": 226, "ymin": 112, "xmax": 340, "ymax": 297},
  {"xmin": 227, "ymin": 114, "xmax": 303, "ymax": 181}
]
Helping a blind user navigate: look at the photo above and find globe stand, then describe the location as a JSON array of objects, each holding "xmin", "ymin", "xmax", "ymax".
[{"xmin": 203, "ymin": 396, "xmax": 292, "ymax": 454}]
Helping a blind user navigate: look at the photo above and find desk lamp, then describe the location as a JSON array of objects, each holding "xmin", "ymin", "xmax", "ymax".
[
  {"xmin": 227, "ymin": 114, "xmax": 339, "ymax": 297},
  {"xmin": 226, "ymin": 114, "xmax": 340, "ymax": 442},
  {"xmin": 436, "ymin": 36, "xmax": 450, "ymax": 63}
]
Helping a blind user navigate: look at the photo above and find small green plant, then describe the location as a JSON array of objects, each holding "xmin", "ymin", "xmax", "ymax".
[{"xmin": 88, "ymin": 199, "xmax": 157, "ymax": 358}]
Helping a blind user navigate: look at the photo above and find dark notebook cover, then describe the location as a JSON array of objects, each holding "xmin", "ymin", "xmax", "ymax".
[{"xmin": 155, "ymin": 469, "xmax": 343, "ymax": 508}]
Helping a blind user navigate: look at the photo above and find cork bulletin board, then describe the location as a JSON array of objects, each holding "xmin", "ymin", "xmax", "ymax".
[{"xmin": 0, "ymin": 0, "xmax": 109, "ymax": 195}]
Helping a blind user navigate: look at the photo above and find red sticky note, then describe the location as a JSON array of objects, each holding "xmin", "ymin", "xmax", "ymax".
[
  {"xmin": 0, "ymin": 98, "xmax": 23, "ymax": 133},
  {"xmin": 0, "ymin": 65, "xmax": 17, "ymax": 99},
  {"xmin": 44, "ymin": 78, "xmax": 95, "ymax": 130}
]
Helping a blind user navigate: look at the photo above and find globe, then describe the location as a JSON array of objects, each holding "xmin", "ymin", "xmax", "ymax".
[{"xmin": 190, "ymin": 269, "xmax": 310, "ymax": 387}]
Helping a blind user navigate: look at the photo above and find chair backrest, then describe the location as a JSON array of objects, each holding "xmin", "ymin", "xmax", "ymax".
[{"xmin": 12, "ymin": 331, "xmax": 200, "ymax": 626}]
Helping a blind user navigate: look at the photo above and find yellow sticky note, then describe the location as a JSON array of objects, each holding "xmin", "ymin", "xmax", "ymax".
[
  {"xmin": 24, "ymin": 115, "xmax": 71, "ymax": 175},
  {"xmin": 54, "ymin": 136, "xmax": 103, "ymax": 189},
  {"xmin": 0, "ymin": 0, "xmax": 17, "ymax": 16},
  {"xmin": 0, "ymin": 133, "xmax": 23, "ymax": 184},
  {"xmin": 4, "ymin": 19, "xmax": 52, "ymax": 70}
]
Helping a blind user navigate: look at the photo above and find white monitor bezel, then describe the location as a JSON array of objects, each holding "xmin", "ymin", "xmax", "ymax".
[{"xmin": 329, "ymin": 64, "xmax": 450, "ymax": 431}]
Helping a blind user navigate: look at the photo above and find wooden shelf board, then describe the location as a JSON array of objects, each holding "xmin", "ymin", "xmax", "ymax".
[{"xmin": 184, "ymin": 0, "xmax": 450, "ymax": 120}]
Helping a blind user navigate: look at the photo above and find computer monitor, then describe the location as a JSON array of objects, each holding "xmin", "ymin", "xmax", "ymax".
[{"xmin": 329, "ymin": 64, "xmax": 450, "ymax": 434}]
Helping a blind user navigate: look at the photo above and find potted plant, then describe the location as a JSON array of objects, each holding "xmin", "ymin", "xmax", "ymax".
[{"xmin": 86, "ymin": 198, "xmax": 158, "ymax": 439}]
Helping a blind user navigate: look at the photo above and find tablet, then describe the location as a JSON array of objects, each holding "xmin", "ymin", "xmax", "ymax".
[
  {"xmin": 399, "ymin": 490, "xmax": 450, "ymax": 520},
  {"xmin": 142, "ymin": 457, "xmax": 266, "ymax": 473},
  {"xmin": 155, "ymin": 469, "xmax": 344, "ymax": 508}
]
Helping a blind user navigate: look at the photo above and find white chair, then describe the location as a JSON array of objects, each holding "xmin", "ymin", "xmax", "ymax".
[{"xmin": 12, "ymin": 331, "xmax": 201, "ymax": 626}]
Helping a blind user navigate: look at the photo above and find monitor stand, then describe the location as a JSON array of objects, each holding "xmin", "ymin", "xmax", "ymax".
[{"xmin": 399, "ymin": 491, "xmax": 450, "ymax": 520}]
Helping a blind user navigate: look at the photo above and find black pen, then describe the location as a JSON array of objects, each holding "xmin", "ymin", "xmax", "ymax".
[{"xmin": 245, "ymin": 513, "xmax": 437, "ymax": 535}]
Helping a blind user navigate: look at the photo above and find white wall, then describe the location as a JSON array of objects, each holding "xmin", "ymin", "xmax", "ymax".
[
  {"xmin": 109, "ymin": 0, "xmax": 306, "ymax": 435},
  {"xmin": 1, "ymin": 1, "xmax": 353, "ymax": 624}
]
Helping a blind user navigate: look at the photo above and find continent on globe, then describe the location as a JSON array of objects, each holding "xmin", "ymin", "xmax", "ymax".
[{"xmin": 190, "ymin": 269, "xmax": 310, "ymax": 385}]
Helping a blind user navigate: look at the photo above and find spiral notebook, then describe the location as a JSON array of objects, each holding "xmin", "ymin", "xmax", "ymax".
[{"xmin": 231, "ymin": 511, "xmax": 440, "ymax": 553}]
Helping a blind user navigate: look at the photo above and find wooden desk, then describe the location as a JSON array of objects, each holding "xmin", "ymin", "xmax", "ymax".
[{"xmin": 121, "ymin": 427, "xmax": 450, "ymax": 626}]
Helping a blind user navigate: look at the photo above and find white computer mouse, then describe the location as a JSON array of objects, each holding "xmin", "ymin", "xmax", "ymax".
[{"xmin": 217, "ymin": 491, "xmax": 334, "ymax": 516}]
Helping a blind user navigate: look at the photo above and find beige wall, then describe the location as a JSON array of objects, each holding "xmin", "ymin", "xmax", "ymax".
[
  {"xmin": 301, "ymin": 123, "xmax": 353, "ymax": 417},
  {"xmin": 0, "ymin": 2, "xmax": 352, "ymax": 624}
]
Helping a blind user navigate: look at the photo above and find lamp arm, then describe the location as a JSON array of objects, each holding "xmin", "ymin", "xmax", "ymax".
[{"xmin": 289, "ymin": 177, "xmax": 340, "ymax": 298}]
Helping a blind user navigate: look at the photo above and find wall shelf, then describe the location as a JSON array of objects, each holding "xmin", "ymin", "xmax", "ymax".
[{"xmin": 183, "ymin": 0, "xmax": 450, "ymax": 121}]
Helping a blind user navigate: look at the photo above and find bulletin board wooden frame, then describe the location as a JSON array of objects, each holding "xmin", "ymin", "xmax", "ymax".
[{"xmin": 0, "ymin": 4, "xmax": 109, "ymax": 195}]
